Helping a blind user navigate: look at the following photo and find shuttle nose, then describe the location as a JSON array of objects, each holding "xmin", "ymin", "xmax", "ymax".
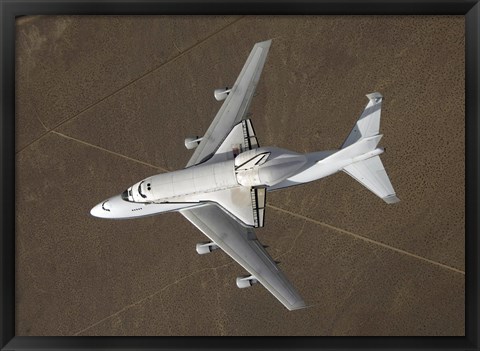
[
  {"xmin": 90, "ymin": 203, "xmax": 103, "ymax": 217},
  {"xmin": 90, "ymin": 200, "xmax": 112, "ymax": 218}
]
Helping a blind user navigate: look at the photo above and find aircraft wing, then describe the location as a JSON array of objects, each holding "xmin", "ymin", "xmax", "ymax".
[
  {"xmin": 180, "ymin": 203, "xmax": 306, "ymax": 310},
  {"xmin": 186, "ymin": 39, "xmax": 272, "ymax": 167}
]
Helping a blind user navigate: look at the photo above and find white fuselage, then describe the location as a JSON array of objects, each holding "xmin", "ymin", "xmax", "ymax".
[{"xmin": 90, "ymin": 144, "xmax": 383, "ymax": 219}]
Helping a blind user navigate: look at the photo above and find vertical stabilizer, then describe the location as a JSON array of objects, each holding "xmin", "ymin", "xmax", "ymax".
[{"xmin": 341, "ymin": 92, "xmax": 383, "ymax": 149}]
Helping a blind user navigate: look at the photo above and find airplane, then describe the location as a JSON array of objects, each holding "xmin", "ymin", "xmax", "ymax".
[{"xmin": 90, "ymin": 39, "xmax": 399, "ymax": 311}]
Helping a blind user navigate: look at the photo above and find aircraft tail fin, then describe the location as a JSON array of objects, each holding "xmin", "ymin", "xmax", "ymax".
[
  {"xmin": 341, "ymin": 92, "xmax": 383, "ymax": 149},
  {"xmin": 339, "ymin": 93, "xmax": 399, "ymax": 204},
  {"xmin": 343, "ymin": 155, "xmax": 400, "ymax": 204}
]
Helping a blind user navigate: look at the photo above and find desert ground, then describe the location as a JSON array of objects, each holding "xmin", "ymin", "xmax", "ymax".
[{"xmin": 15, "ymin": 15, "xmax": 464, "ymax": 336}]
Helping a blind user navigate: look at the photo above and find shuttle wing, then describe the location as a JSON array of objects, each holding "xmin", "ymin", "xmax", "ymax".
[
  {"xmin": 180, "ymin": 204, "xmax": 306, "ymax": 310},
  {"xmin": 186, "ymin": 40, "xmax": 271, "ymax": 167},
  {"xmin": 204, "ymin": 119, "xmax": 259, "ymax": 165},
  {"xmin": 200, "ymin": 185, "xmax": 266, "ymax": 228}
]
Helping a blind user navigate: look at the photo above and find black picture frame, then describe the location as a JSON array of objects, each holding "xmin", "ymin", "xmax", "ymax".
[{"xmin": 1, "ymin": 1, "xmax": 478, "ymax": 350}]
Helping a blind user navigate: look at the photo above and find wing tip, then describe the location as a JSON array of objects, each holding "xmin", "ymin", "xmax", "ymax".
[
  {"xmin": 256, "ymin": 39, "xmax": 273, "ymax": 48},
  {"xmin": 383, "ymin": 194, "xmax": 400, "ymax": 204},
  {"xmin": 287, "ymin": 300, "xmax": 308, "ymax": 311}
]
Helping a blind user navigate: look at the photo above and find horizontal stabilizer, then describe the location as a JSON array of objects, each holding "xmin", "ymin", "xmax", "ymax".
[{"xmin": 343, "ymin": 156, "xmax": 399, "ymax": 204}]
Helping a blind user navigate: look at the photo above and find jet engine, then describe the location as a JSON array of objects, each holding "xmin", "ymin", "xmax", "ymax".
[
  {"xmin": 214, "ymin": 87, "xmax": 231, "ymax": 101},
  {"xmin": 185, "ymin": 136, "xmax": 203, "ymax": 150},
  {"xmin": 236, "ymin": 275, "xmax": 258, "ymax": 289},
  {"xmin": 196, "ymin": 241, "xmax": 219, "ymax": 255}
]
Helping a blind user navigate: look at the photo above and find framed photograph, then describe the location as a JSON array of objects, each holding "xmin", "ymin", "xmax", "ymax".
[{"xmin": 2, "ymin": 1, "xmax": 478, "ymax": 350}]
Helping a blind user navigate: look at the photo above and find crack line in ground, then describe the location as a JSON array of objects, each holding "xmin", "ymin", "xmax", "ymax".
[
  {"xmin": 33, "ymin": 103, "xmax": 49, "ymax": 132},
  {"xmin": 73, "ymin": 261, "xmax": 234, "ymax": 335},
  {"xmin": 267, "ymin": 204, "xmax": 465, "ymax": 276},
  {"xmin": 16, "ymin": 16, "xmax": 246, "ymax": 156},
  {"xmin": 273, "ymin": 220, "xmax": 307, "ymax": 261},
  {"xmin": 52, "ymin": 131, "xmax": 169, "ymax": 172},
  {"xmin": 173, "ymin": 41, "xmax": 182, "ymax": 54}
]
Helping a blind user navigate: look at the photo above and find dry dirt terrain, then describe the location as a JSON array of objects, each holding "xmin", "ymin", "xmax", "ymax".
[{"xmin": 15, "ymin": 15, "xmax": 464, "ymax": 336}]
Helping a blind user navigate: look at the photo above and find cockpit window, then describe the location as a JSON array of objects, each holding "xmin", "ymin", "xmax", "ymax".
[
  {"xmin": 138, "ymin": 181, "xmax": 147, "ymax": 198},
  {"xmin": 101, "ymin": 201, "xmax": 111, "ymax": 212},
  {"xmin": 121, "ymin": 190, "xmax": 129, "ymax": 201}
]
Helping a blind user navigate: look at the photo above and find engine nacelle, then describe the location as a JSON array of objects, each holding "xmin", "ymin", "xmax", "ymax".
[
  {"xmin": 196, "ymin": 241, "xmax": 219, "ymax": 255},
  {"xmin": 236, "ymin": 275, "xmax": 258, "ymax": 289},
  {"xmin": 185, "ymin": 136, "xmax": 203, "ymax": 150},
  {"xmin": 214, "ymin": 87, "xmax": 231, "ymax": 101}
]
